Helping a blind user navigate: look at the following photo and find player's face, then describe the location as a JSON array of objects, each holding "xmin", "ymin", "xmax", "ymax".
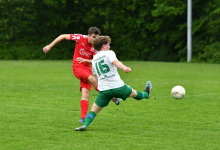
[{"xmin": 88, "ymin": 33, "xmax": 99, "ymax": 44}]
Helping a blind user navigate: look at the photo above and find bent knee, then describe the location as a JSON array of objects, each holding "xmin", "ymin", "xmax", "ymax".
[
  {"xmin": 129, "ymin": 89, "xmax": 137, "ymax": 97},
  {"xmin": 87, "ymin": 75, "xmax": 97, "ymax": 86},
  {"xmin": 87, "ymin": 76, "xmax": 94, "ymax": 83}
]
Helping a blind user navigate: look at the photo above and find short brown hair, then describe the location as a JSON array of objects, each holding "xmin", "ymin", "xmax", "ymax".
[
  {"xmin": 88, "ymin": 27, "xmax": 100, "ymax": 35},
  {"xmin": 93, "ymin": 36, "xmax": 111, "ymax": 51}
]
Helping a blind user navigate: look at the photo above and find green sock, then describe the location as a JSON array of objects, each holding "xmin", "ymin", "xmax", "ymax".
[
  {"xmin": 134, "ymin": 91, "xmax": 149, "ymax": 100},
  {"xmin": 83, "ymin": 111, "xmax": 96, "ymax": 127}
]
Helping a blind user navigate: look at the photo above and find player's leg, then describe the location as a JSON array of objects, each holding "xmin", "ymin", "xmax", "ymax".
[
  {"xmin": 129, "ymin": 81, "xmax": 152, "ymax": 100},
  {"xmin": 79, "ymin": 87, "xmax": 90, "ymax": 123},
  {"xmin": 73, "ymin": 66, "xmax": 93, "ymax": 123},
  {"xmin": 87, "ymin": 75, "xmax": 97, "ymax": 88},
  {"xmin": 74, "ymin": 102, "xmax": 103, "ymax": 131},
  {"xmin": 129, "ymin": 89, "xmax": 148, "ymax": 99},
  {"xmin": 74, "ymin": 90, "xmax": 112, "ymax": 131},
  {"xmin": 84, "ymin": 102, "xmax": 103, "ymax": 127},
  {"xmin": 112, "ymin": 83, "xmax": 152, "ymax": 101}
]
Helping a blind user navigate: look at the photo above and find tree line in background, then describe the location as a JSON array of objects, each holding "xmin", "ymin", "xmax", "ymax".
[{"xmin": 0, "ymin": 0, "xmax": 220, "ymax": 62}]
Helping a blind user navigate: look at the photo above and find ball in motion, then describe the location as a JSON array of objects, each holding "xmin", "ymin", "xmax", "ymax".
[{"xmin": 171, "ymin": 85, "xmax": 185, "ymax": 99}]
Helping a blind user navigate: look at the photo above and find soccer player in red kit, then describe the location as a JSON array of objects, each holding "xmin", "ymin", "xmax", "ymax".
[{"xmin": 43, "ymin": 27, "xmax": 122, "ymax": 123}]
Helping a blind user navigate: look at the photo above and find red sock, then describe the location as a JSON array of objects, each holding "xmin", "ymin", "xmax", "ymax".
[
  {"xmin": 80, "ymin": 100, "xmax": 89, "ymax": 118},
  {"xmin": 95, "ymin": 86, "xmax": 99, "ymax": 92}
]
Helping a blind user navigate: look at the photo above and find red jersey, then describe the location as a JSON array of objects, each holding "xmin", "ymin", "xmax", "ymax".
[{"xmin": 70, "ymin": 34, "xmax": 97, "ymax": 67}]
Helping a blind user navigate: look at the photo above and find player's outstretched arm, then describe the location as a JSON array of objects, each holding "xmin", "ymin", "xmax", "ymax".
[
  {"xmin": 112, "ymin": 60, "xmax": 131, "ymax": 73},
  {"xmin": 76, "ymin": 57, "xmax": 92, "ymax": 64},
  {"xmin": 43, "ymin": 34, "xmax": 71, "ymax": 53}
]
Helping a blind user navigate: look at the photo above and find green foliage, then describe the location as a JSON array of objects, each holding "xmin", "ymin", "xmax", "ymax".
[
  {"xmin": 191, "ymin": 0, "xmax": 220, "ymax": 63},
  {"xmin": 197, "ymin": 42, "xmax": 220, "ymax": 63},
  {"xmin": 0, "ymin": 0, "xmax": 220, "ymax": 62}
]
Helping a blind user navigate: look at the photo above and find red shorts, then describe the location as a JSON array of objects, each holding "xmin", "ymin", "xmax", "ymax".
[{"xmin": 72, "ymin": 65, "xmax": 92, "ymax": 91}]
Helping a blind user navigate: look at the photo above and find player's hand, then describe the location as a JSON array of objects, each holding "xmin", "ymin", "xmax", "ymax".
[
  {"xmin": 76, "ymin": 57, "xmax": 84, "ymax": 63},
  {"xmin": 43, "ymin": 45, "xmax": 52, "ymax": 53},
  {"xmin": 124, "ymin": 67, "xmax": 131, "ymax": 73}
]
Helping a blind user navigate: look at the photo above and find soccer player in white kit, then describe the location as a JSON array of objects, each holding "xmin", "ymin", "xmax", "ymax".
[{"xmin": 74, "ymin": 36, "xmax": 152, "ymax": 131}]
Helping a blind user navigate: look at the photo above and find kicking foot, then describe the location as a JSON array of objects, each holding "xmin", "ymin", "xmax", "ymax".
[
  {"xmin": 113, "ymin": 97, "xmax": 123, "ymax": 105},
  {"xmin": 145, "ymin": 81, "xmax": 152, "ymax": 99},
  {"xmin": 74, "ymin": 125, "xmax": 87, "ymax": 131}
]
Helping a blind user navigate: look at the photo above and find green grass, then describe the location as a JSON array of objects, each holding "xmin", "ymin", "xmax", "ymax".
[{"xmin": 0, "ymin": 60, "xmax": 220, "ymax": 150}]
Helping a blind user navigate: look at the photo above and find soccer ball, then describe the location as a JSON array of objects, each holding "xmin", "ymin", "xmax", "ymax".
[{"xmin": 171, "ymin": 85, "xmax": 185, "ymax": 99}]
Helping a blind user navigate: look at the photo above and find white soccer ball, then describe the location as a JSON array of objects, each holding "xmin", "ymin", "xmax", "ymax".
[{"xmin": 171, "ymin": 85, "xmax": 185, "ymax": 99}]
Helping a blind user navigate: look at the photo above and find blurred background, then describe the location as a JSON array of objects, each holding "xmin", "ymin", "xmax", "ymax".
[{"xmin": 0, "ymin": 0, "xmax": 220, "ymax": 62}]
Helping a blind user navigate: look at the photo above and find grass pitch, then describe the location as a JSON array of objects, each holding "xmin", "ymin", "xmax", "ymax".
[{"xmin": 0, "ymin": 60, "xmax": 220, "ymax": 150}]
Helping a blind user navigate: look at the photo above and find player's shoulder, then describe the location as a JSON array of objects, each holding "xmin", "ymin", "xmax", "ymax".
[
  {"xmin": 70, "ymin": 34, "xmax": 88, "ymax": 41},
  {"xmin": 107, "ymin": 50, "xmax": 115, "ymax": 54}
]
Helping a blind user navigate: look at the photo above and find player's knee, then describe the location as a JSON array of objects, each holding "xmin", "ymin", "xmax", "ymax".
[
  {"xmin": 81, "ymin": 88, "xmax": 90, "ymax": 100},
  {"xmin": 88, "ymin": 76, "xmax": 94, "ymax": 83},
  {"xmin": 129, "ymin": 89, "xmax": 137, "ymax": 97},
  {"xmin": 88, "ymin": 75, "xmax": 97, "ymax": 86}
]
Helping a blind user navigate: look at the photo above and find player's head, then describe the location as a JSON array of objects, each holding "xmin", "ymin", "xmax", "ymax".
[
  {"xmin": 93, "ymin": 36, "xmax": 111, "ymax": 51},
  {"xmin": 88, "ymin": 27, "xmax": 100, "ymax": 44},
  {"xmin": 88, "ymin": 27, "xmax": 100, "ymax": 35}
]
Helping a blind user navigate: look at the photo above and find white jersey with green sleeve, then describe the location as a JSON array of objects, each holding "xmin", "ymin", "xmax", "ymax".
[{"xmin": 92, "ymin": 50, "xmax": 125, "ymax": 91}]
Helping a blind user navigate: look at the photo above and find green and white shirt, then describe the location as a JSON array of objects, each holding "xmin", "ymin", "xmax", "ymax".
[{"xmin": 92, "ymin": 50, "xmax": 125, "ymax": 91}]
